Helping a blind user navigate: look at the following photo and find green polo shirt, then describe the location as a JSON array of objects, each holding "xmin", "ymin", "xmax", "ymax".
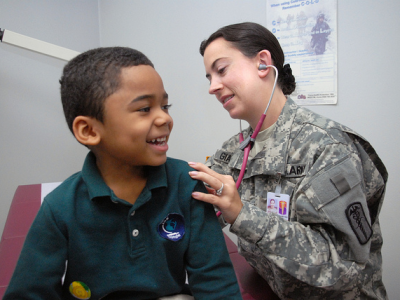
[{"xmin": 4, "ymin": 152, "xmax": 241, "ymax": 300}]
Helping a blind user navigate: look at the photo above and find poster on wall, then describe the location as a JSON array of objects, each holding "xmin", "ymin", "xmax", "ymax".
[{"xmin": 266, "ymin": 0, "xmax": 337, "ymax": 105}]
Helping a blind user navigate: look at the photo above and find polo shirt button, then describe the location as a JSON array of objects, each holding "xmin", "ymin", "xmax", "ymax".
[
  {"xmin": 131, "ymin": 211, "xmax": 136, "ymax": 216},
  {"xmin": 132, "ymin": 229, "xmax": 139, "ymax": 237}
]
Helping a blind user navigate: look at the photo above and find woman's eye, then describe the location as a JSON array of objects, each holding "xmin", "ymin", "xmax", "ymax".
[{"xmin": 217, "ymin": 67, "xmax": 226, "ymax": 74}]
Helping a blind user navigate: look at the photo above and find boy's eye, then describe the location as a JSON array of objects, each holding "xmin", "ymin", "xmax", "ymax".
[
  {"xmin": 137, "ymin": 104, "xmax": 171, "ymax": 113},
  {"xmin": 162, "ymin": 104, "xmax": 172, "ymax": 111},
  {"xmin": 138, "ymin": 107, "xmax": 150, "ymax": 112}
]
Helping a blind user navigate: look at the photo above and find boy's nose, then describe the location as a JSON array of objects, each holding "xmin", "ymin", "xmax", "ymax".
[{"xmin": 155, "ymin": 109, "xmax": 173, "ymax": 127}]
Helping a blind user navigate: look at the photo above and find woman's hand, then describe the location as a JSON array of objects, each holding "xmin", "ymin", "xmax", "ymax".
[{"xmin": 188, "ymin": 162, "xmax": 243, "ymax": 224}]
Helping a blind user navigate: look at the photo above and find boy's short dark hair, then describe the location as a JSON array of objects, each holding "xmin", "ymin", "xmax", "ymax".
[{"xmin": 60, "ymin": 47, "xmax": 154, "ymax": 133}]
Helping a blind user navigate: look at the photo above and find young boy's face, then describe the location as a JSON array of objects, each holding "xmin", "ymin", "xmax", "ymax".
[{"xmin": 96, "ymin": 65, "xmax": 173, "ymax": 168}]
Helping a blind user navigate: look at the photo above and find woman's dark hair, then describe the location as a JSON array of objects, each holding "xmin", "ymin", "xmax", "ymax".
[
  {"xmin": 199, "ymin": 22, "xmax": 295, "ymax": 95},
  {"xmin": 59, "ymin": 47, "xmax": 154, "ymax": 134}
]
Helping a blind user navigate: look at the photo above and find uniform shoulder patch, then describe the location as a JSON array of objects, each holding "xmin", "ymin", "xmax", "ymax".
[{"xmin": 346, "ymin": 202, "xmax": 372, "ymax": 245}]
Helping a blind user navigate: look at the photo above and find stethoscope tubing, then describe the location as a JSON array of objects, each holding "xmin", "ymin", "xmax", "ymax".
[
  {"xmin": 236, "ymin": 65, "xmax": 278, "ymax": 188},
  {"xmin": 216, "ymin": 65, "xmax": 278, "ymax": 218}
]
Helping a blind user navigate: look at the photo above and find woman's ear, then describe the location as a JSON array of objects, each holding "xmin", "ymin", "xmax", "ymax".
[
  {"xmin": 257, "ymin": 50, "xmax": 273, "ymax": 78},
  {"xmin": 72, "ymin": 116, "xmax": 101, "ymax": 146}
]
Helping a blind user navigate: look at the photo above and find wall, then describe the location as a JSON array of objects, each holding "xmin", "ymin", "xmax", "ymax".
[
  {"xmin": 1, "ymin": 0, "xmax": 399, "ymax": 298},
  {"xmin": 0, "ymin": 0, "xmax": 99, "ymax": 241}
]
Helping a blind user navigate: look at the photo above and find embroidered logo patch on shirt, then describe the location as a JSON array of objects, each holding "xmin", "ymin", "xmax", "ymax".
[
  {"xmin": 158, "ymin": 213, "xmax": 185, "ymax": 241},
  {"xmin": 69, "ymin": 281, "xmax": 91, "ymax": 299},
  {"xmin": 346, "ymin": 202, "xmax": 372, "ymax": 245}
]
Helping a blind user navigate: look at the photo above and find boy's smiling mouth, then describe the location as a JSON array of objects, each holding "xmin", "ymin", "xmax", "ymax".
[{"xmin": 147, "ymin": 136, "xmax": 167, "ymax": 146}]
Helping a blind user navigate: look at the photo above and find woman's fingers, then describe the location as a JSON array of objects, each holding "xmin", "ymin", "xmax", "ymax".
[
  {"xmin": 188, "ymin": 171, "xmax": 222, "ymax": 192},
  {"xmin": 188, "ymin": 162, "xmax": 225, "ymax": 190},
  {"xmin": 188, "ymin": 161, "xmax": 243, "ymax": 224},
  {"xmin": 188, "ymin": 162, "xmax": 222, "ymax": 178},
  {"xmin": 204, "ymin": 185, "xmax": 216, "ymax": 195},
  {"xmin": 191, "ymin": 188, "xmax": 243, "ymax": 224}
]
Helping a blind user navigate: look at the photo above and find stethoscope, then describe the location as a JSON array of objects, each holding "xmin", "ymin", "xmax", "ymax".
[
  {"xmin": 216, "ymin": 64, "xmax": 278, "ymax": 217},
  {"xmin": 236, "ymin": 64, "xmax": 279, "ymax": 189}
]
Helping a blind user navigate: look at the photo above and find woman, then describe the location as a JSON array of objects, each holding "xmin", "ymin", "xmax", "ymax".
[
  {"xmin": 267, "ymin": 198, "xmax": 278, "ymax": 214},
  {"xmin": 188, "ymin": 22, "xmax": 387, "ymax": 299}
]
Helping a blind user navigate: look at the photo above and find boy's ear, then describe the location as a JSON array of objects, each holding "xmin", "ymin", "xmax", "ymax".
[{"xmin": 72, "ymin": 116, "xmax": 102, "ymax": 146}]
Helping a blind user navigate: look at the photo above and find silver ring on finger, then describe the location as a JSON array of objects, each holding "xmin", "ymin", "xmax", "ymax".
[{"xmin": 215, "ymin": 183, "xmax": 224, "ymax": 196}]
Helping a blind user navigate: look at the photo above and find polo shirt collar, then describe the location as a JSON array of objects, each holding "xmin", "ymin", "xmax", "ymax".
[{"xmin": 81, "ymin": 152, "xmax": 168, "ymax": 201}]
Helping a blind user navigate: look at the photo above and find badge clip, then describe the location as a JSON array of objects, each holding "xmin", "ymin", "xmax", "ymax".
[{"xmin": 274, "ymin": 173, "xmax": 282, "ymax": 196}]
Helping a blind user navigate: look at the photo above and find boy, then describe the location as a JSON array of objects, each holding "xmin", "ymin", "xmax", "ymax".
[{"xmin": 4, "ymin": 47, "xmax": 241, "ymax": 299}]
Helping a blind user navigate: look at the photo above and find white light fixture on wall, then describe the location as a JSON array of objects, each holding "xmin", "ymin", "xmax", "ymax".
[{"xmin": 0, "ymin": 28, "xmax": 80, "ymax": 61}]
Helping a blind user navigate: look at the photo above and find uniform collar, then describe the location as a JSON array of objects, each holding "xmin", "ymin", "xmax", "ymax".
[
  {"xmin": 81, "ymin": 152, "xmax": 168, "ymax": 201},
  {"xmin": 229, "ymin": 97, "xmax": 298, "ymax": 177}
]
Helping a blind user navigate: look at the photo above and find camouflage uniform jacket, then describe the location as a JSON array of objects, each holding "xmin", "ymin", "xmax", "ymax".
[{"xmin": 206, "ymin": 98, "xmax": 388, "ymax": 299}]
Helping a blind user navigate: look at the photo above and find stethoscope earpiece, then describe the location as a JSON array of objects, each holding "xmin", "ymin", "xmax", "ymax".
[{"xmin": 258, "ymin": 64, "xmax": 268, "ymax": 70}]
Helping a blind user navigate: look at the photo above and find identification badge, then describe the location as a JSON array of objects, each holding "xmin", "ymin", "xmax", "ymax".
[{"xmin": 267, "ymin": 192, "xmax": 290, "ymax": 220}]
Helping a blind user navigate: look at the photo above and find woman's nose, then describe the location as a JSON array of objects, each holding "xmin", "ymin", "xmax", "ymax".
[{"xmin": 208, "ymin": 78, "xmax": 223, "ymax": 95}]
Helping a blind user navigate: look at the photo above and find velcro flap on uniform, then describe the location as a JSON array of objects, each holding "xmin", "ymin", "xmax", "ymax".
[
  {"xmin": 330, "ymin": 173, "xmax": 351, "ymax": 195},
  {"xmin": 311, "ymin": 158, "xmax": 361, "ymax": 209}
]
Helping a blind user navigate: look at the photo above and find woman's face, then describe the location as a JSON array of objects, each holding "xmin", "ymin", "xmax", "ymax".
[{"xmin": 203, "ymin": 38, "xmax": 262, "ymax": 122}]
